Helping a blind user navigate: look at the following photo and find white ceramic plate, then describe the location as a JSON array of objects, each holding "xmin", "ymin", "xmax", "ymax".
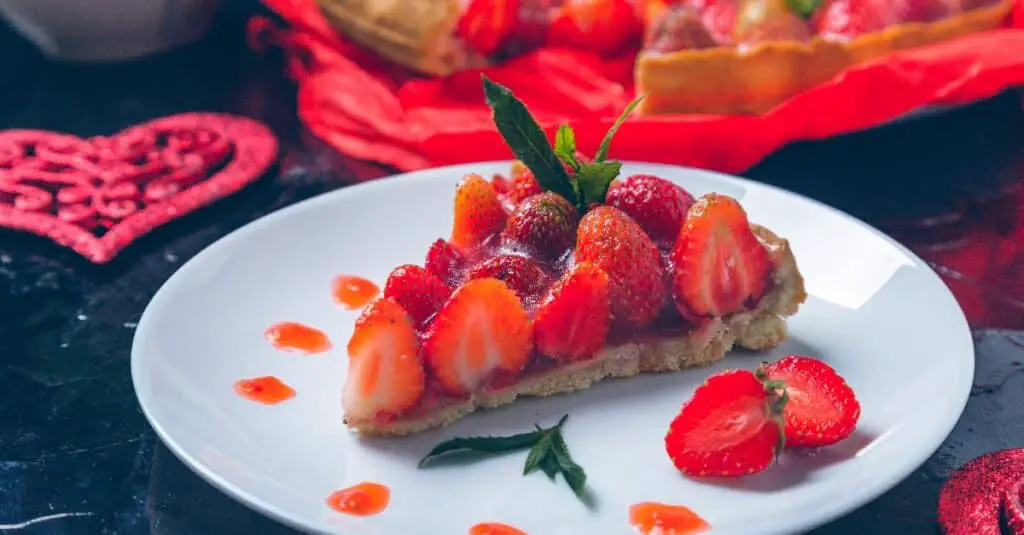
[{"xmin": 132, "ymin": 162, "xmax": 973, "ymax": 535}]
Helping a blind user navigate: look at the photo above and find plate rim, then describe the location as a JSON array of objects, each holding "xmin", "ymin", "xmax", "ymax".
[{"xmin": 131, "ymin": 160, "xmax": 974, "ymax": 535}]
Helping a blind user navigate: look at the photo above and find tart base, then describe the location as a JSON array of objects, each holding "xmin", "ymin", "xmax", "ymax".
[
  {"xmin": 344, "ymin": 225, "xmax": 806, "ymax": 437},
  {"xmin": 635, "ymin": 0, "xmax": 1015, "ymax": 116}
]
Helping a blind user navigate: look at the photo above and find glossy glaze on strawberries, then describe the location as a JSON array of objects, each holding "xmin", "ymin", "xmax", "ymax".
[{"xmin": 342, "ymin": 167, "xmax": 786, "ymax": 430}]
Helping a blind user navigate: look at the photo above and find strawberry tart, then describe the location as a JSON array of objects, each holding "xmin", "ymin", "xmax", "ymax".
[{"xmin": 341, "ymin": 78, "xmax": 807, "ymax": 436}]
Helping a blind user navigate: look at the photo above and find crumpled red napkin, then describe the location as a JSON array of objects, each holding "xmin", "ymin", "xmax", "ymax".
[{"xmin": 253, "ymin": 0, "xmax": 1024, "ymax": 175}]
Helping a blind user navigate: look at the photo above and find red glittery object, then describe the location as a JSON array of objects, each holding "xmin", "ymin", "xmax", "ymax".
[
  {"xmin": 0, "ymin": 113, "xmax": 278, "ymax": 263},
  {"xmin": 938, "ymin": 448, "xmax": 1024, "ymax": 534}
]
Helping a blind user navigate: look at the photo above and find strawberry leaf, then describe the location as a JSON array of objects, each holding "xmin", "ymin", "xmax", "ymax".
[
  {"xmin": 482, "ymin": 76, "xmax": 578, "ymax": 204},
  {"xmin": 594, "ymin": 95, "xmax": 645, "ymax": 163},
  {"xmin": 575, "ymin": 160, "xmax": 622, "ymax": 206},
  {"xmin": 787, "ymin": 0, "xmax": 823, "ymax": 17},
  {"xmin": 554, "ymin": 124, "xmax": 580, "ymax": 171}
]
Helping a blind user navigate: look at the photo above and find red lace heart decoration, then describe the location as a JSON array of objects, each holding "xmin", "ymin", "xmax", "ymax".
[{"xmin": 0, "ymin": 113, "xmax": 278, "ymax": 263}]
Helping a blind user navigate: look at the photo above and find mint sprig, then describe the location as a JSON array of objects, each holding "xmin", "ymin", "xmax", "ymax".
[
  {"xmin": 483, "ymin": 76, "xmax": 577, "ymax": 202},
  {"xmin": 418, "ymin": 414, "xmax": 587, "ymax": 499},
  {"xmin": 482, "ymin": 75, "xmax": 645, "ymax": 211}
]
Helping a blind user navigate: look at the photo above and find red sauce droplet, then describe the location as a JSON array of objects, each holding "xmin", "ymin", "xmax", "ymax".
[
  {"xmin": 265, "ymin": 321, "xmax": 332, "ymax": 354},
  {"xmin": 333, "ymin": 275, "xmax": 380, "ymax": 310},
  {"xmin": 234, "ymin": 376, "xmax": 296, "ymax": 404},
  {"xmin": 326, "ymin": 482, "xmax": 390, "ymax": 516},
  {"xmin": 629, "ymin": 502, "xmax": 710, "ymax": 535},
  {"xmin": 469, "ymin": 522, "xmax": 527, "ymax": 535}
]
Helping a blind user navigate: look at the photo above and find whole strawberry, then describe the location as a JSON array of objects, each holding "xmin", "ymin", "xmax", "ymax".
[
  {"xmin": 758, "ymin": 355, "xmax": 860, "ymax": 448},
  {"xmin": 506, "ymin": 161, "xmax": 544, "ymax": 205},
  {"xmin": 575, "ymin": 206, "xmax": 667, "ymax": 327},
  {"xmin": 502, "ymin": 192, "xmax": 580, "ymax": 261},
  {"xmin": 452, "ymin": 173, "xmax": 507, "ymax": 252},
  {"xmin": 466, "ymin": 254, "xmax": 552, "ymax": 303},
  {"xmin": 605, "ymin": 174, "xmax": 695, "ymax": 245},
  {"xmin": 382, "ymin": 264, "xmax": 452, "ymax": 329},
  {"xmin": 665, "ymin": 369, "xmax": 786, "ymax": 477}
]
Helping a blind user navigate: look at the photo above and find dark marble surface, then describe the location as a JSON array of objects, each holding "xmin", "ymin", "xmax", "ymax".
[{"xmin": 1, "ymin": 3, "xmax": 1024, "ymax": 534}]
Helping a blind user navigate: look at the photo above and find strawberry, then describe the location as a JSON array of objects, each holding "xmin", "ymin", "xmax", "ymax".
[
  {"xmin": 701, "ymin": 0, "xmax": 739, "ymax": 44},
  {"xmin": 811, "ymin": 0, "xmax": 901, "ymax": 39},
  {"xmin": 507, "ymin": 161, "xmax": 544, "ymax": 205},
  {"xmin": 423, "ymin": 278, "xmax": 534, "ymax": 395},
  {"xmin": 452, "ymin": 173, "xmax": 508, "ymax": 252},
  {"xmin": 758, "ymin": 355, "xmax": 861, "ymax": 448},
  {"xmin": 665, "ymin": 369, "xmax": 786, "ymax": 477},
  {"xmin": 733, "ymin": 0, "xmax": 812, "ymax": 44},
  {"xmin": 382, "ymin": 265, "xmax": 452, "ymax": 328},
  {"xmin": 466, "ymin": 254, "xmax": 553, "ymax": 302},
  {"xmin": 576, "ymin": 206, "xmax": 668, "ymax": 327},
  {"xmin": 457, "ymin": 0, "xmax": 519, "ymax": 56},
  {"xmin": 502, "ymin": 192, "xmax": 580, "ymax": 261},
  {"xmin": 605, "ymin": 174, "xmax": 696, "ymax": 246},
  {"xmin": 548, "ymin": 0, "xmax": 645, "ymax": 57},
  {"xmin": 342, "ymin": 298, "xmax": 426, "ymax": 421},
  {"xmin": 534, "ymin": 262, "xmax": 611, "ymax": 361},
  {"xmin": 425, "ymin": 239, "xmax": 468, "ymax": 287},
  {"xmin": 900, "ymin": 0, "xmax": 960, "ymax": 22},
  {"xmin": 644, "ymin": 3, "xmax": 719, "ymax": 52},
  {"xmin": 671, "ymin": 193, "xmax": 771, "ymax": 317}
]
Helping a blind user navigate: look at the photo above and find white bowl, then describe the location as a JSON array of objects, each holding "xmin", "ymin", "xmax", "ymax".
[{"xmin": 0, "ymin": 0, "xmax": 220, "ymax": 62}]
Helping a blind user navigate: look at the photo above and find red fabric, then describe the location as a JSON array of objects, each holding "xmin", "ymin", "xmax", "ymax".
[{"xmin": 253, "ymin": 0, "xmax": 1024, "ymax": 174}]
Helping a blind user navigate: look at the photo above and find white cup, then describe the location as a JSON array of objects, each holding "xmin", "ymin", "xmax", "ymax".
[{"xmin": 0, "ymin": 0, "xmax": 221, "ymax": 62}]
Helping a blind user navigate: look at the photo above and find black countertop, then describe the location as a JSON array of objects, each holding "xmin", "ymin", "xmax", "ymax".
[{"xmin": 2, "ymin": 3, "xmax": 1024, "ymax": 534}]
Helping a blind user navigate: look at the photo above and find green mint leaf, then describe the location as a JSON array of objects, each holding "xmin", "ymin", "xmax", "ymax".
[
  {"xmin": 594, "ymin": 95, "xmax": 645, "ymax": 163},
  {"xmin": 540, "ymin": 454, "xmax": 560, "ymax": 480},
  {"xmin": 418, "ymin": 429, "xmax": 542, "ymax": 468},
  {"xmin": 575, "ymin": 160, "xmax": 623, "ymax": 206},
  {"xmin": 553, "ymin": 124, "xmax": 580, "ymax": 171},
  {"xmin": 523, "ymin": 432, "xmax": 554, "ymax": 475},
  {"xmin": 482, "ymin": 75, "xmax": 577, "ymax": 203},
  {"xmin": 549, "ymin": 431, "xmax": 587, "ymax": 497},
  {"xmin": 786, "ymin": 0, "xmax": 822, "ymax": 17}
]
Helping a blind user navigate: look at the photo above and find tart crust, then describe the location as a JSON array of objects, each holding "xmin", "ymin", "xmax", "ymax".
[
  {"xmin": 315, "ymin": 0, "xmax": 470, "ymax": 75},
  {"xmin": 344, "ymin": 224, "xmax": 807, "ymax": 437},
  {"xmin": 636, "ymin": 0, "xmax": 1015, "ymax": 115}
]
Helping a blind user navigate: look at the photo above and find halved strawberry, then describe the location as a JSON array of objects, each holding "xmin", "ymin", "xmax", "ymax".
[
  {"xmin": 733, "ymin": 0, "xmax": 812, "ymax": 44},
  {"xmin": 342, "ymin": 299, "xmax": 425, "ymax": 421},
  {"xmin": 665, "ymin": 369, "xmax": 785, "ymax": 477},
  {"xmin": 425, "ymin": 239, "xmax": 468, "ymax": 287},
  {"xmin": 452, "ymin": 174, "xmax": 508, "ymax": 252},
  {"xmin": 576, "ymin": 206, "xmax": 667, "ymax": 327},
  {"xmin": 671, "ymin": 193, "xmax": 771, "ymax": 318},
  {"xmin": 466, "ymin": 253, "xmax": 553, "ymax": 302},
  {"xmin": 382, "ymin": 265, "xmax": 452, "ymax": 328},
  {"xmin": 534, "ymin": 262, "xmax": 611, "ymax": 361},
  {"xmin": 758, "ymin": 355, "xmax": 861, "ymax": 448},
  {"xmin": 423, "ymin": 278, "xmax": 534, "ymax": 396}
]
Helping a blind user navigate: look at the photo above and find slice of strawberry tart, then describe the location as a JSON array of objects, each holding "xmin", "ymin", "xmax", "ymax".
[{"xmin": 342, "ymin": 78, "xmax": 807, "ymax": 437}]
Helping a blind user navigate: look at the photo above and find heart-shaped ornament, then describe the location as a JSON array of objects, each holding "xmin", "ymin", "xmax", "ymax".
[{"xmin": 0, "ymin": 113, "xmax": 278, "ymax": 263}]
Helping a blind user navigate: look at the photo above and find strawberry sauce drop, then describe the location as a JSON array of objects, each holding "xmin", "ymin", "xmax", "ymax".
[
  {"xmin": 469, "ymin": 522, "xmax": 528, "ymax": 535},
  {"xmin": 326, "ymin": 482, "xmax": 390, "ymax": 517},
  {"xmin": 265, "ymin": 321, "xmax": 332, "ymax": 354},
  {"xmin": 629, "ymin": 502, "xmax": 710, "ymax": 535},
  {"xmin": 332, "ymin": 275, "xmax": 380, "ymax": 310},
  {"xmin": 234, "ymin": 376, "xmax": 295, "ymax": 404}
]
